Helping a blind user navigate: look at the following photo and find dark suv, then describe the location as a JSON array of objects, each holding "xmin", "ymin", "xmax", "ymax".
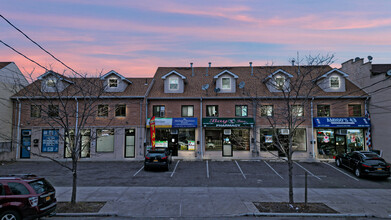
[
  {"xmin": 144, "ymin": 148, "xmax": 172, "ymax": 171},
  {"xmin": 0, "ymin": 174, "xmax": 57, "ymax": 220}
]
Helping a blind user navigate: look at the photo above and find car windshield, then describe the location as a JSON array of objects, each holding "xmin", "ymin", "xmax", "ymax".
[
  {"xmin": 147, "ymin": 153, "xmax": 166, "ymax": 157},
  {"xmin": 29, "ymin": 179, "xmax": 54, "ymax": 194},
  {"xmin": 363, "ymin": 153, "xmax": 380, "ymax": 158},
  {"xmin": 364, "ymin": 159, "xmax": 386, "ymax": 166}
]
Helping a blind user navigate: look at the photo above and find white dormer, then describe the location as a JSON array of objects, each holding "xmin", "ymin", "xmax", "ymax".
[
  {"xmin": 315, "ymin": 68, "xmax": 348, "ymax": 92},
  {"xmin": 38, "ymin": 70, "xmax": 73, "ymax": 92},
  {"xmin": 213, "ymin": 70, "xmax": 238, "ymax": 93},
  {"xmin": 263, "ymin": 69, "xmax": 293, "ymax": 92},
  {"xmin": 162, "ymin": 70, "xmax": 186, "ymax": 93},
  {"xmin": 101, "ymin": 70, "xmax": 132, "ymax": 92}
]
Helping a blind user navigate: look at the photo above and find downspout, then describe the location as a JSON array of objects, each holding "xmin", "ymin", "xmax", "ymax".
[
  {"xmin": 200, "ymin": 97, "xmax": 203, "ymax": 160},
  {"xmin": 365, "ymin": 97, "xmax": 370, "ymax": 150},
  {"xmin": 311, "ymin": 97, "xmax": 315, "ymax": 159},
  {"xmin": 16, "ymin": 98, "xmax": 21, "ymax": 160},
  {"xmin": 252, "ymin": 99, "xmax": 259, "ymax": 156},
  {"xmin": 74, "ymin": 98, "xmax": 79, "ymax": 155}
]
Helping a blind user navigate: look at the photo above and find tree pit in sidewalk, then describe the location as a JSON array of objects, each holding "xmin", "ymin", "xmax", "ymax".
[
  {"xmin": 254, "ymin": 202, "xmax": 338, "ymax": 213},
  {"xmin": 56, "ymin": 202, "xmax": 106, "ymax": 213}
]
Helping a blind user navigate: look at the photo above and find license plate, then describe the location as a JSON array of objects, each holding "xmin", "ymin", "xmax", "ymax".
[
  {"xmin": 153, "ymin": 159, "xmax": 158, "ymax": 162},
  {"xmin": 377, "ymin": 168, "xmax": 382, "ymax": 170},
  {"xmin": 46, "ymin": 196, "xmax": 51, "ymax": 201}
]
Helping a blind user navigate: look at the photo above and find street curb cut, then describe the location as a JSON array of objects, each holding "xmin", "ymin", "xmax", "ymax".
[
  {"xmin": 53, "ymin": 212, "xmax": 117, "ymax": 217},
  {"xmin": 236, "ymin": 212, "xmax": 371, "ymax": 218}
]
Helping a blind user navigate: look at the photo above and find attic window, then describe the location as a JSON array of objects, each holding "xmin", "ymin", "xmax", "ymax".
[
  {"xmin": 46, "ymin": 79, "xmax": 56, "ymax": 87},
  {"xmin": 222, "ymin": 77, "xmax": 231, "ymax": 89},
  {"xmin": 330, "ymin": 76, "xmax": 340, "ymax": 88},
  {"xmin": 169, "ymin": 77, "xmax": 179, "ymax": 90},
  {"xmin": 275, "ymin": 75, "xmax": 285, "ymax": 89},
  {"xmin": 108, "ymin": 78, "xmax": 118, "ymax": 88}
]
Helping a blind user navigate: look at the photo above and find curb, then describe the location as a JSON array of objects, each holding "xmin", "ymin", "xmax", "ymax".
[
  {"xmin": 53, "ymin": 212, "xmax": 117, "ymax": 217},
  {"xmin": 236, "ymin": 212, "xmax": 371, "ymax": 218}
]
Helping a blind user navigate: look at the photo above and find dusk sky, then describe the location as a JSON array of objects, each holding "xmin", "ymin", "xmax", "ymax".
[{"xmin": 1, "ymin": 0, "xmax": 391, "ymax": 78}]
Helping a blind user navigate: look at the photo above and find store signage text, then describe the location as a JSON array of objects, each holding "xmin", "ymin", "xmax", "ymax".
[{"xmin": 202, "ymin": 118, "xmax": 254, "ymax": 127}]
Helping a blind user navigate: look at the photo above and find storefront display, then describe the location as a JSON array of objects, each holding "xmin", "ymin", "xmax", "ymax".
[{"xmin": 260, "ymin": 128, "xmax": 307, "ymax": 153}]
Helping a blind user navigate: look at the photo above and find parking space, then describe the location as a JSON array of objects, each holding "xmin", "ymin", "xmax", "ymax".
[{"xmin": 1, "ymin": 160, "xmax": 390, "ymax": 188}]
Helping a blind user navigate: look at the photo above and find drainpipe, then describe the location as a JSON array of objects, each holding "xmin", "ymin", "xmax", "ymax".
[
  {"xmin": 200, "ymin": 97, "xmax": 203, "ymax": 160},
  {"xmin": 74, "ymin": 98, "xmax": 79, "ymax": 156},
  {"xmin": 250, "ymin": 62, "xmax": 253, "ymax": 76},
  {"xmin": 252, "ymin": 99, "xmax": 258, "ymax": 156},
  {"xmin": 16, "ymin": 98, "xmax": 21, "ymax": 160},
  {"xmin": 311, "ymin": 97, "xmax": 315, "ymax": 159}
]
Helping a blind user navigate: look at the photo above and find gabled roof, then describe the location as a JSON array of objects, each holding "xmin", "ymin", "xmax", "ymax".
[
  {"xmin": 0, "ymin": 62, "xmax": 12, "ymax": 69},
  {"xmin": 313, "ymin": 68, "xmax": 349, "ymax": 82},
  {"xmin": 100, "ymin": 70, "xmax": 132, "ymax": 84},
  {"xmin": 213, "ymin": 70, "xmax": 239, "ymax": 79},
  {"xmin": 263, "ymin": 69, "xmax": 293, "ymax": 82},
  {"xmin": 161, "ymin": 70, "xmax": 187, "ymax": 79},
  {"xmin": 37, "ymin": 70, "xmax": 74, "ymax": 84}
]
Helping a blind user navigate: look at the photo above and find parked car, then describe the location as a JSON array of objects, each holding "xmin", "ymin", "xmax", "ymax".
[
  {"xmin": 335, "ymin": 151, "xmax": 391, "ymax": 178},
  {"xmin": 144, "ymin": 148, "xmax": 172, "ymax": 171},
  {"xmin": 0, "ymin": 174, "xmax": 57, "ymax": 220}
]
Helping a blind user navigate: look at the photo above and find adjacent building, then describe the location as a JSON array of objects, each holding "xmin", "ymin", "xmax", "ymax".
[
  {"xmin": 10, "ymin": 63, "xmax": 370, "ymax": 161},
  {"xmin": 341, "ymin": 58, "xmax": 391, "ymax": 161}
]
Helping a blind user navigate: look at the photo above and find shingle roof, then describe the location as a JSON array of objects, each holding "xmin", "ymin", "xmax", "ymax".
[{"xmin": 148, "ymin": 65, "xmax": 367, "ymax": 98}]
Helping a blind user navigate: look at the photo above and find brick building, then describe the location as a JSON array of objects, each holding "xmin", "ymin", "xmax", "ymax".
[{"xmin": 11, "ymin": 64, "xmax": 370, "ymax": 161}]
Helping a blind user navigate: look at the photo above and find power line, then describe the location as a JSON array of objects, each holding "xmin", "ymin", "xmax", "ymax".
[
  {"xmin": 0, "ymin": 40, "xmax": 48, "ymax": 71},
  {"xmin": 0, "ymin": 14, "xmax": 80, "ymax": 76}
]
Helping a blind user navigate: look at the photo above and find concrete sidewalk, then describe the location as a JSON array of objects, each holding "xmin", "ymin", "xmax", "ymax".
[{"xmin": 54, "ymin": 186, "xmax": 391, "ymax": 218}]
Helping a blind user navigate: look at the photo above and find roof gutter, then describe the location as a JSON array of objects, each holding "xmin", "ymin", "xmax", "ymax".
[
  {"xmin": 146, "ymin": 96, "xmax": 369, "ymax": 100},
  {"xmin": 11, "ymin": 95, "xmax": 145, "ymax": 100}
]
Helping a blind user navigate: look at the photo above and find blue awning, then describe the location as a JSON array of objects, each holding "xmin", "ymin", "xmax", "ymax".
[{"xmin": 313, "ymin": 117, "xmax": 370, "ymax": 128}]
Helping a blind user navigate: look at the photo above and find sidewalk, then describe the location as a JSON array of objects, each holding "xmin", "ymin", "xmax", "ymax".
[{"xmin": 55, "ymin": 186, "xmax": 391, "ymax": 218}]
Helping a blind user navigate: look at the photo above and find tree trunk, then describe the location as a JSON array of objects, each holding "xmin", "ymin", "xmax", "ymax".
[
  {"xmin": 288, "ymin": 154, "xmax": 294, "ymax": 204},
  {"xmin": 71, "ymin": 160, "xmax": 77, "ymax": 204}
]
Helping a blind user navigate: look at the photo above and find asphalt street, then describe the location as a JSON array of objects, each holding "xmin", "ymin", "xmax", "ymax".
[{"xmin": 1, "ymin": 160, "xmax": 390, "ymax": 188}]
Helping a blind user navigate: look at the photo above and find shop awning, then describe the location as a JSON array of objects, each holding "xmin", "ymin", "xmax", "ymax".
[
  {"xmin": 202, "ymin": 118, "xmax": 254, "ymax": 127},
  {"xmin": 313, "ymin": 117, "xmax": 370, "ymax": 128},
  {"xmin": 146, "ymin": 117, "xmax": 198, "ymax": 128}
]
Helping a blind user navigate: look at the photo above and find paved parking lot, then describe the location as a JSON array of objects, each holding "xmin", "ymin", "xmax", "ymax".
[{"xmin": 1, "ymin": 160, "xmax": 390, "ymax": 188}]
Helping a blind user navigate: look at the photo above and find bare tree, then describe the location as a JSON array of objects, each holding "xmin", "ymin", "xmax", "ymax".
[
  {"xmin": 8, "ymin": 69, "xmax": 112, "ymax": 204},
  {"xmin": 244, "ymin": 54, "xmax": 335, "ymax": 204}
]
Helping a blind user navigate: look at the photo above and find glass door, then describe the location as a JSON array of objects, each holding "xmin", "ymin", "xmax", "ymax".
[
  {"xmin": 125, "ymin": 129, "xmax": 135, "ymax": 158},
  {"xmin": 335, "ymin": 135, "xmax": 346, "ymax": 155},
  {"xmin": 21, "ymin": 130, "xmax": 31, "ymax": 158}
]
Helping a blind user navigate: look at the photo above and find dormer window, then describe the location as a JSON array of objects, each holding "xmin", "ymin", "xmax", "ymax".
[
  {"xmin": 222, "ymin": 77, "xmax": 231, "ymax": 89},
  {"xmin": 108, "ymin": 78, "xmax": 118, "ymax": 88},
  {"xmin": 275, "ymin": 75, "xmax": 285, "ymax": 89},
  {"xmin": 46, "ymin": 79, "xmax": 56, "ymax": 87},
  {"xmin": 330, "ymin": 76, "xmax": 340, "ymax": 88},
  {"xmin": 169, "ymin": 77, "xmax": 179, "ymax": 90}
]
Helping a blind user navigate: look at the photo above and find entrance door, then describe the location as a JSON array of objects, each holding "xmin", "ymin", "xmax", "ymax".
[
  {"xmin": 169, "ymin": 131, "xmax": 179, "ymax": 156},
  {"xmin": 335, "ymin": 135, "xmax": 346, "ymax": 155},
  {"xmin": 222, "ymin": 135, "xmax": 233, "ymax": 157},
  {"xmin": 21, "ymin": 130, "xmax": 31, "ymax": 158}
]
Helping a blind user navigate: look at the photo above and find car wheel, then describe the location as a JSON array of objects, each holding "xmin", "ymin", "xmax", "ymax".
[
  {"xmin": 355, "ymin": 167, "xmax": 361, "ymax": 178},
  {"xmin": 1, "ymin": 210, "xmax": 21, "ymax": 220},
  {"xmin": 336, "ymin": 158, "xmax": 341, "ymax": 167}
]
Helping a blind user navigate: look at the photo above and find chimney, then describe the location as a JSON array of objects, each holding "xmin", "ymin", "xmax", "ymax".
[
  {"xmin": 249, "ymin": 62, "xmax": 253, "ymax": 76},
  {"xmin": 291, "ymin": 59, "xmax": 295, "ymax": 66},
  {"xmin": 191, "ymin": 62, "xmax": 194, "ymax": 77},
  {"xmin": 206, "ymin": 62, "xmax": 211, "ymax": 76}
]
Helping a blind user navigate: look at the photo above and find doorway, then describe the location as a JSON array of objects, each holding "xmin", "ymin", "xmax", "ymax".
[
  {"xmin": 20, "ymin": 129, "xmax": 31, "ymax": 158},
  {"xmin": 335, "ymin": 135, "xmax": 346, "ymax": 155}
]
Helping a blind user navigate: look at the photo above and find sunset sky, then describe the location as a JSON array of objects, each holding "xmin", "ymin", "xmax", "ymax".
[{"xmin": 1, "ymin": 0, "xmax": 391, "ymax": 78}]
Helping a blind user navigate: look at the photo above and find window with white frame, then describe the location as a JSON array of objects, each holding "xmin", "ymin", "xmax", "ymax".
[
  {"xmin": 108, "ymin": 78, "xmax": 118, "ymax": 88},
  {"xmin": 222, "ymin": 77, "xmax": 231, "ymax": 89},
  {"xmin": 330, "ymin": 76, "xmax": 340, "ymax": 88},
  {"xmin": 275, "ymin": 75, "xmax": 285, "ymax": 89},
  {"xmin": 169, "ymin": 77, "xmax": 179, "ymax": 90}
]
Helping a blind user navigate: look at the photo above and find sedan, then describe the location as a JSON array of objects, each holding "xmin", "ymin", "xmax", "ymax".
[
  {"xmin": 335, "ymin": 151, "xmax": 390, "ymax": 178},
  {"xmin": 144, "ymin": 148, "xmax": 172, "ymax": 171}
]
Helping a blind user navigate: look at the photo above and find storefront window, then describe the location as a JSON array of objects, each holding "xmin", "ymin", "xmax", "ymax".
[
  {"xmin": 65, "ymin": 129, "xmax": 91, "ymax": 158},
  {"xmin": 346, "ymin": 129, "xmax": 364, "ymax": 152},
  {"xmin": 317, "ymin": 129, "xmax": 335, "ymax": 157},
  {"xmin": 205, "ymin": 129, "xmax": 222, "ymax": 151},
  {"xmin": 96, "ymin": 129, "xmax": 114, "ymax": 152},
  {"xmin": 260, "ymin": 128, "xmax": 306, "ymax": 152},
  {"xmin": 125, "ymin": 129, "xmax": 135, "ymax": 158},
  {"xmin": 155, "ymin": 129, "xmax": 169, "ymax": 148},
  {"xmin": 231, "ymin": 129, "xmax": 250, "ymax": 151},
  {"xmin": 178, "ymin": 129, "xmax": 195, "ymax": 150}
]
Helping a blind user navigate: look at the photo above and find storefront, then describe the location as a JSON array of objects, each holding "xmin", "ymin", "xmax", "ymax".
[
  {"xmin": 259, "ymin": 128, "xmax": 307, "ymax": 156},
  {"xmin": 202, "ymin": 118, "xmax": 254, "ymax": 157},
  {"xmin": 147, "ymin": 118, "xmax": 198, "ymax": 157},
  {"xmin": 313, "ymin": 117, "xmax": 370, "ymax": 159}
]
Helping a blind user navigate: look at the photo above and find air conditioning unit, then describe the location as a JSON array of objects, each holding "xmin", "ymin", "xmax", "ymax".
[
  {"xmin": 224, "ymin": 129, "xmax": 231, "ymax": 135},
  {"xmin": 280, "ymin": 129, "xmax": 289, "ymax": 135},
  {"xmin": 22, "ymin": 130, "xmax": 32, "ymax": 136}
]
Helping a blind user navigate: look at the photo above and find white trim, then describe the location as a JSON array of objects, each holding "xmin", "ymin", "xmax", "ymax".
[
  {"xmin": 318, "ymin": 68, "xmax": 349, "ymax": 80},
  {"xmin": 213, "ymin": 70, "xmax": 238, "ymax": 79},
  {"xmin": 221, "ymin": 77, "xmax": 231, "ymax": 89},
  {"xmin": 101, "ymin": 70, "xmax": 132, "ymax": 84},
  {"xmin": 263, "ymin": 69, "xmax": 293, "ymax": 82},
  {"xmin": 108, "ymin": 77, "xmax": 119, "ymax": 88},
  {"xmin": 329, "ymin": 76, "xmax": 340, "ymax": 89},
  {"xmin": 161, "ymin": 70, "xmax": 186, "ymax": 79},
  {"xmin": 168, "ymin": 76, "xmax": 179, "ymax": 90},
  {"xmin": 37, "ymin": 70, "xmax": 74, "ymax": 84}
]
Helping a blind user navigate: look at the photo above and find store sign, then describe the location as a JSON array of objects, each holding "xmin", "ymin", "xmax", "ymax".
[
  {"xmin": 313, "ymin": 117, "xmax": 370, "ymax": 128},
  {"xmin": 146, "ymin": 118, "xmax": 198, "ymax": 128},
  {"xmin": 42, "ymin": 129, "xmax": 59, "ymax": 152},
  {"xmin": 202, "ymin": 118, "xmax": 254, "ymax": 127}
]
